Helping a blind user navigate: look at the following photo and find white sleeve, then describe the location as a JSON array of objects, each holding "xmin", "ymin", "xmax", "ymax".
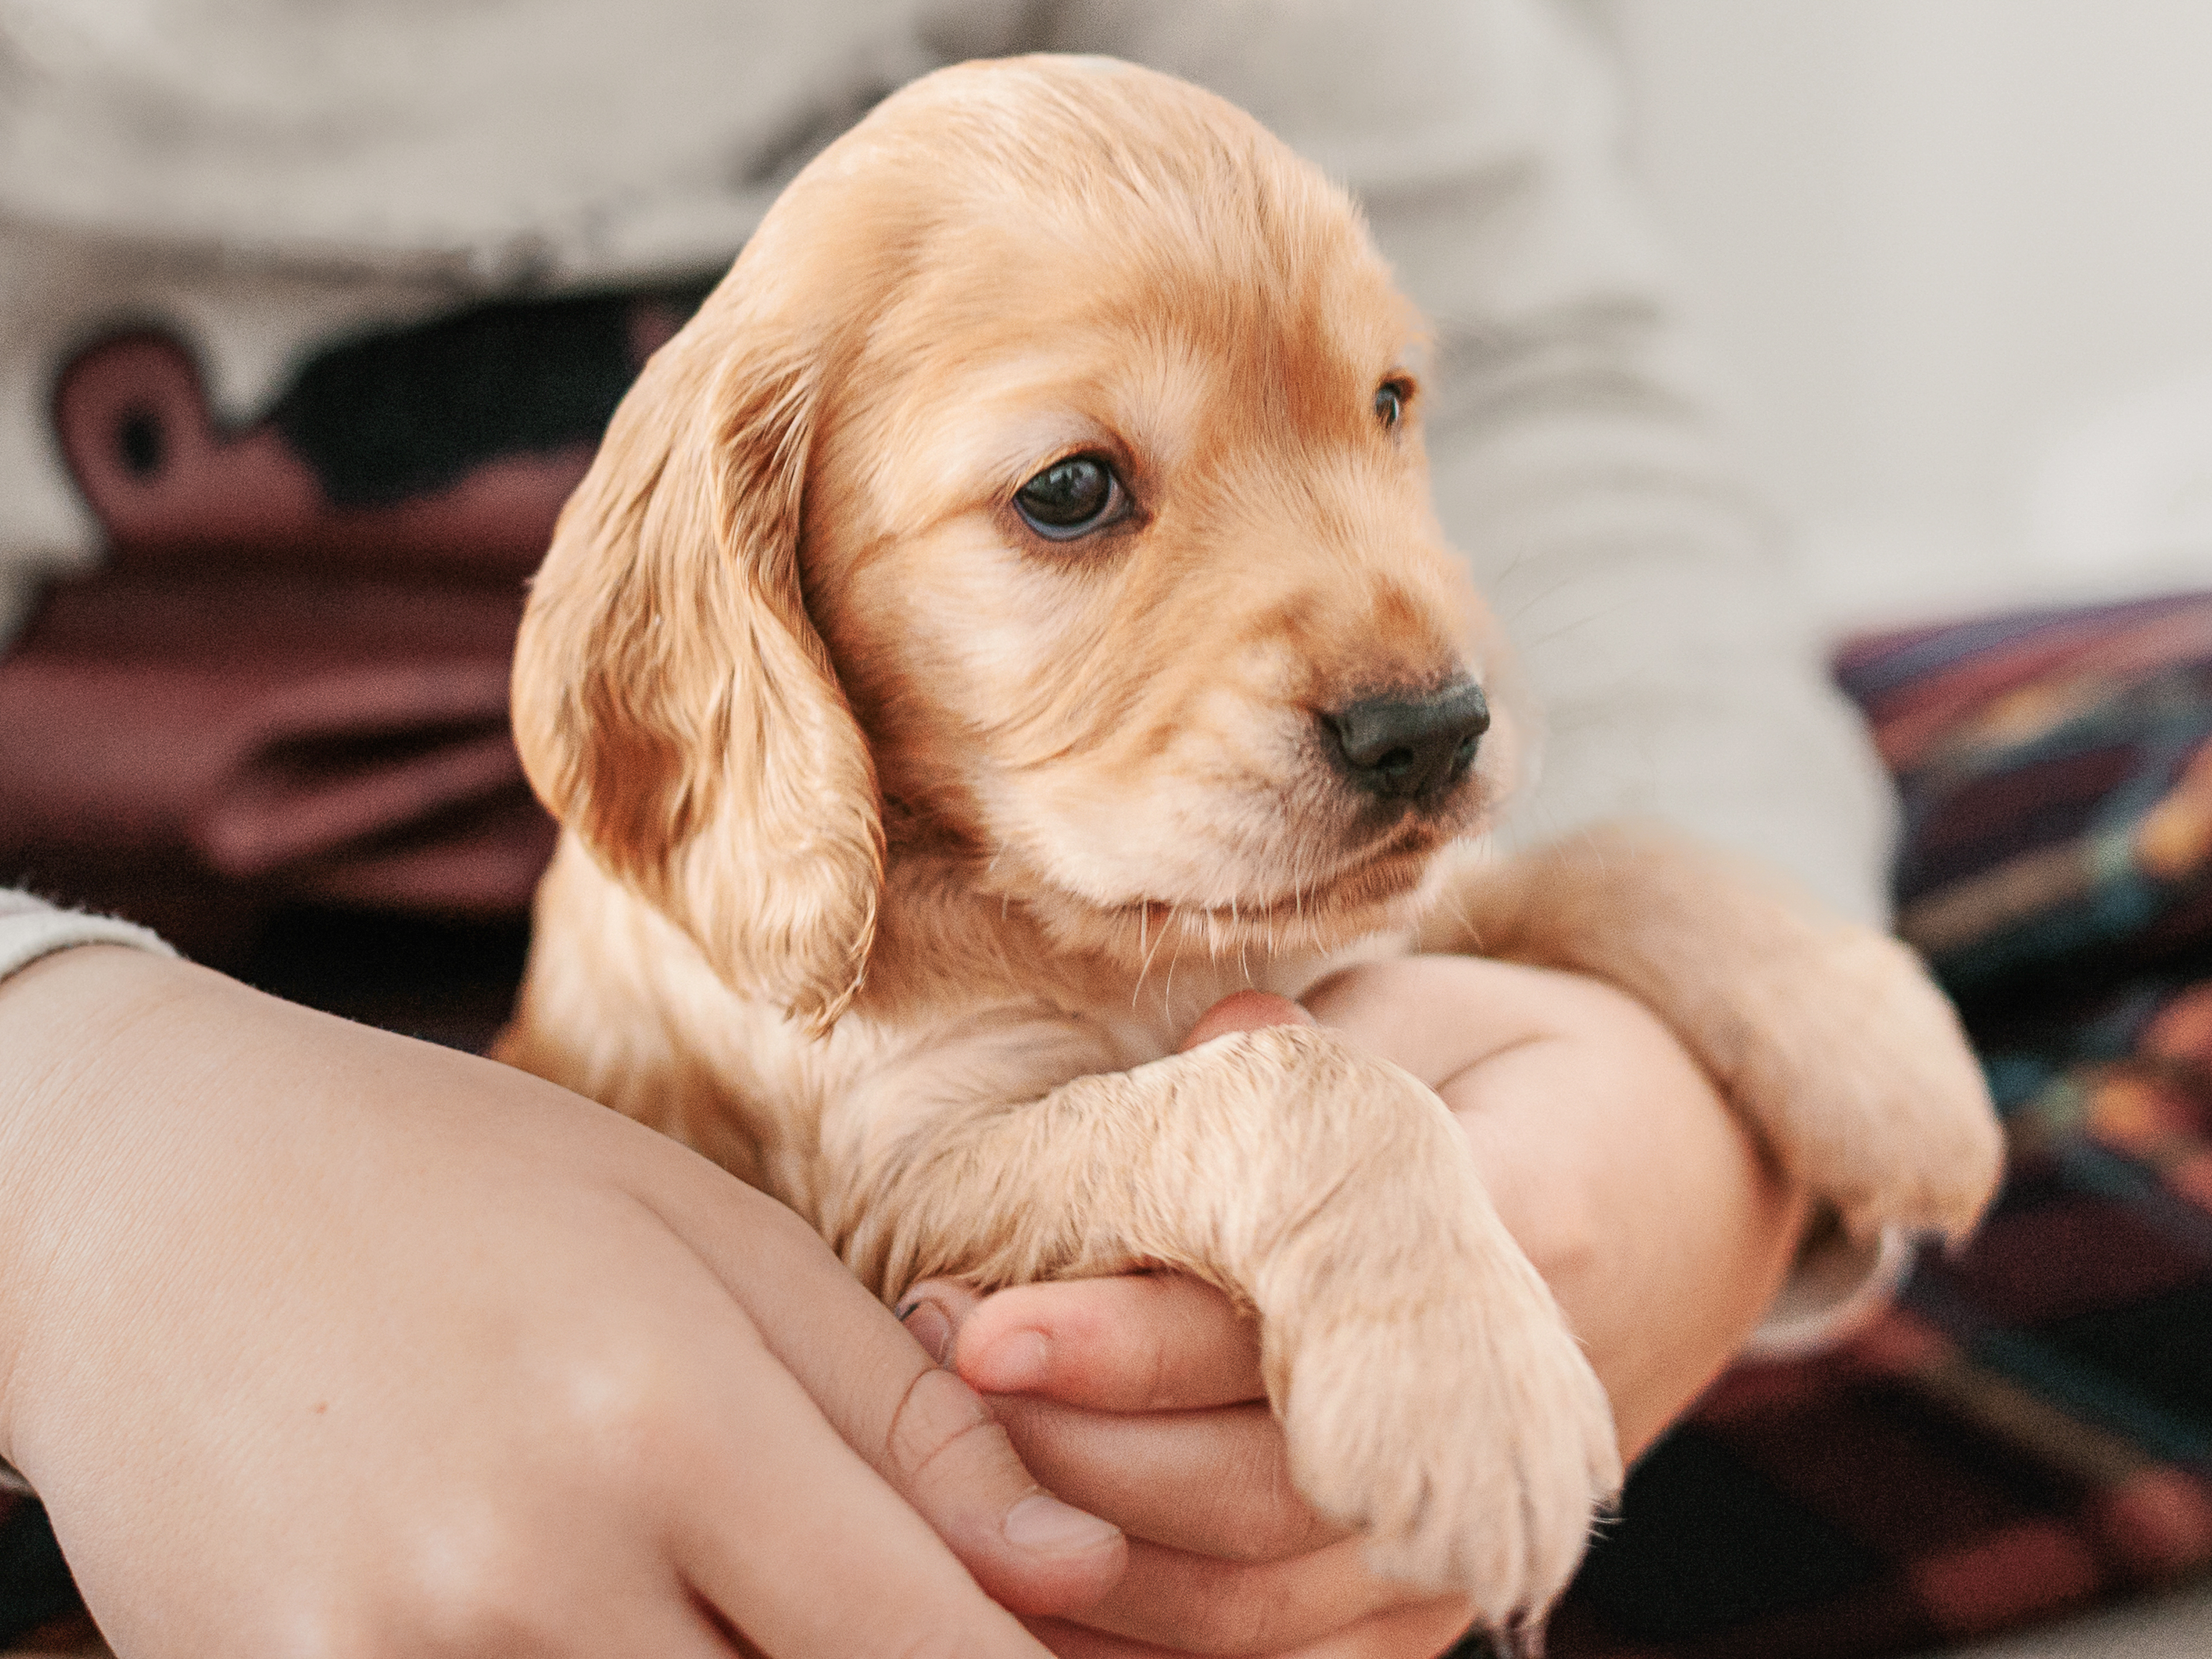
[{"xmin": 0, "ymin": 891, "xmax": 175, "ymax": 986}]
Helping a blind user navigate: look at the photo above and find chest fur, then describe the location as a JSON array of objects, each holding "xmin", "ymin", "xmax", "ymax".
[{"xmin": 517, "ymin": 831, "xmax": 1397, "ymax": 1229}]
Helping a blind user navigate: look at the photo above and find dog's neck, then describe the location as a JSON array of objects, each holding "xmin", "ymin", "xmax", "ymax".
[{"xmin": 847, "ymin": 839, "xmax": 1397, "ymax": 1042}]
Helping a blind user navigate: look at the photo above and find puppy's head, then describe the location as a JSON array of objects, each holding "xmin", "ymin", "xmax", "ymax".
[{"xmin": 514, "ymin": 56, "xmax": 1518, "ymax": 1028}]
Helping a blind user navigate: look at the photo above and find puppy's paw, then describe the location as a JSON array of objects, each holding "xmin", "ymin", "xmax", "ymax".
[
  {"xmin": 1279, "ymin": 1238, "xmax": 1620, "ymax": 1626},
  {"xmin": 1740, "ymin": 927, "xmax": 2004, "ymax": 1244}
]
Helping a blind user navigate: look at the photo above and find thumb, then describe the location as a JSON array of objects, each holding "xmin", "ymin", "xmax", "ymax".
[{"xmin": 1181, "ymin": 990, "xmax": 1316, "ymax": 1051}]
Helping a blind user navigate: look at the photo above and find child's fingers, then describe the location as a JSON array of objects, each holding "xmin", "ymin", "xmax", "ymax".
[
  {"xmin": 1071, "ymin": 1537, "xmax": 1419, "ymax": 1654},
  {"xmin": 1037, "ymin": 1593, "xmax": 1480, "ymax": 1659},
  {"xmin": 898, "ymin": 1277, "xmax": 982, "ymax": 1364},
  {"xmin": 926, "ymin": 1272, "xmax": 1267, "ymax": 1412},
  {"xmin": 1179, "ymin": 990, "xmax": 1316, "ymax": 1051},
  {"xmin": 986, "ymin": 1392, "xmax": 1349, "ymax": 1562}
]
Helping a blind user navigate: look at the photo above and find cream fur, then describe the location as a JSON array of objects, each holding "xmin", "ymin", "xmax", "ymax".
[{"xmin": 497, "ymin": 55, "xmax": 2001, "ymax": 1629}]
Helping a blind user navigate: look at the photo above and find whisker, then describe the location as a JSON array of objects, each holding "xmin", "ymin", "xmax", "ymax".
[{"xmin": 1133, "ymin": 902, "xmax": 1171, "ymax": 1006}]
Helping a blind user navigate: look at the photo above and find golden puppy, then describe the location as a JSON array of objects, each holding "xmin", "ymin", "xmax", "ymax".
[{"xmin": 497, "ymin": 55, "xmax": 2002, "ymax": 1628}]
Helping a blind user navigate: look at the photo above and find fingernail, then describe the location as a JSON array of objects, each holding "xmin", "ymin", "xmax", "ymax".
[
  {"xmin": 968, "ymin": 1328, "xmax": 1050, "ymax": 1393},
  {"xmin": 1003, "ymin": 1492, "xmax": 1121, "ymax": 1555},
  {"xmin": 897, "ymin": 1299, "xmax": 954, "ymax": 1366}
]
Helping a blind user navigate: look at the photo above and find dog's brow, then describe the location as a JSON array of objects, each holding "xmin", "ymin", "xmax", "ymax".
[
  {"xmin": 893, "ymin": 342, "xmax": 1213, "ymax": 498},
  {"xmin": 1111, "ymin": 345, "xmax": 1210, "ymax": 474}
]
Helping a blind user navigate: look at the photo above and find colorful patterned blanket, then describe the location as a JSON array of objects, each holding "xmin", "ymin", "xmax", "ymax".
[
  {"xmin": 4, "ymin": 578, "xmax": 2208, "ymax": 1654},
  {"xmin": 1537, "ymin": 588, "xmax": 2212, "ymax": 1658}
]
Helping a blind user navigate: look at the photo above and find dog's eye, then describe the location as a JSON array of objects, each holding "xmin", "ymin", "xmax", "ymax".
[
  {"xmin": 1014, "ymin": 454, "xmax": 1126, "ymax": 540},
  {"xmin": 1374, "ymin": 379, "xmax": 1411, "ymax": 430}
]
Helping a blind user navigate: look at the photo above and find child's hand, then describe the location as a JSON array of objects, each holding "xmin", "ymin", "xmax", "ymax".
[
  {"xmin": 900, "ymin": 1273, "xmax": 1479, "ymax": 1658},
  {"xmin": 905, "ymin": 957, "xmax": 1808, "ymax": 1657},
  {"xmin": 0, "ymin": 947, "xmax": 1125, "ymax": 1657}
]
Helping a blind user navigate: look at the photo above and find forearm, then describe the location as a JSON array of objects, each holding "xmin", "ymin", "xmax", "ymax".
[
  {"xmin": 1449, "ymin": 997, "xmax": 1805, "ymax": 1461},
  {"xmin": 1304, "ymin": 956, "xmax": 1808, "ymax": 1461},
  {"xmin": 0, "ymin": 945, "xmax": 245, "ymax": 1452},
  {"xmin": 0, "ymin": 896, "xmax": 179, "ymax": 1472},
  {"xmin": 0, "ymin": 944, "xmax": 1123, "ymax": 1655}
]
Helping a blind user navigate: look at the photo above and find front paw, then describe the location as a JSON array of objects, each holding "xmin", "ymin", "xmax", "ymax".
[
  {"xmin": 1743, "ymin": 927, "xmax": 2003, "ymax": 1243},
  {"xmin": 1278, "ymin": 1234, "xmax": 1622, "ymax": 1626}
]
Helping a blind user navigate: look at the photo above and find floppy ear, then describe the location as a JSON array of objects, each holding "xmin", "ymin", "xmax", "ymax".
[{"xmin": 512, "ymin": 296, "xmax": 882, "ymax": 1032}]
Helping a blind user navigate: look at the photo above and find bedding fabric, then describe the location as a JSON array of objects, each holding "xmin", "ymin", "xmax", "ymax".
[{"xmin": 1531, "ymin": 588, "xmax": 2212, "ymax": 1658}]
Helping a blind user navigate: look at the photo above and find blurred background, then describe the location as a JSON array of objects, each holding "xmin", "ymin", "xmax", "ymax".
[{"xmin": 1597, "ymin": 0, "xmax": 2212, "ymax": 629}]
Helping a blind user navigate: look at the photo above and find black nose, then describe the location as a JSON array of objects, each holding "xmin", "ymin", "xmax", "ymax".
[{"xmin": 1321, "ymin": 681, "xmax": 1491, "ymax": 802}]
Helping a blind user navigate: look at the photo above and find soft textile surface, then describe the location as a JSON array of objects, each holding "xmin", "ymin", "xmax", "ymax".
[{"xmin": 1528, "ymin": 590, "xmax": 2212, "ymax": 1658}]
